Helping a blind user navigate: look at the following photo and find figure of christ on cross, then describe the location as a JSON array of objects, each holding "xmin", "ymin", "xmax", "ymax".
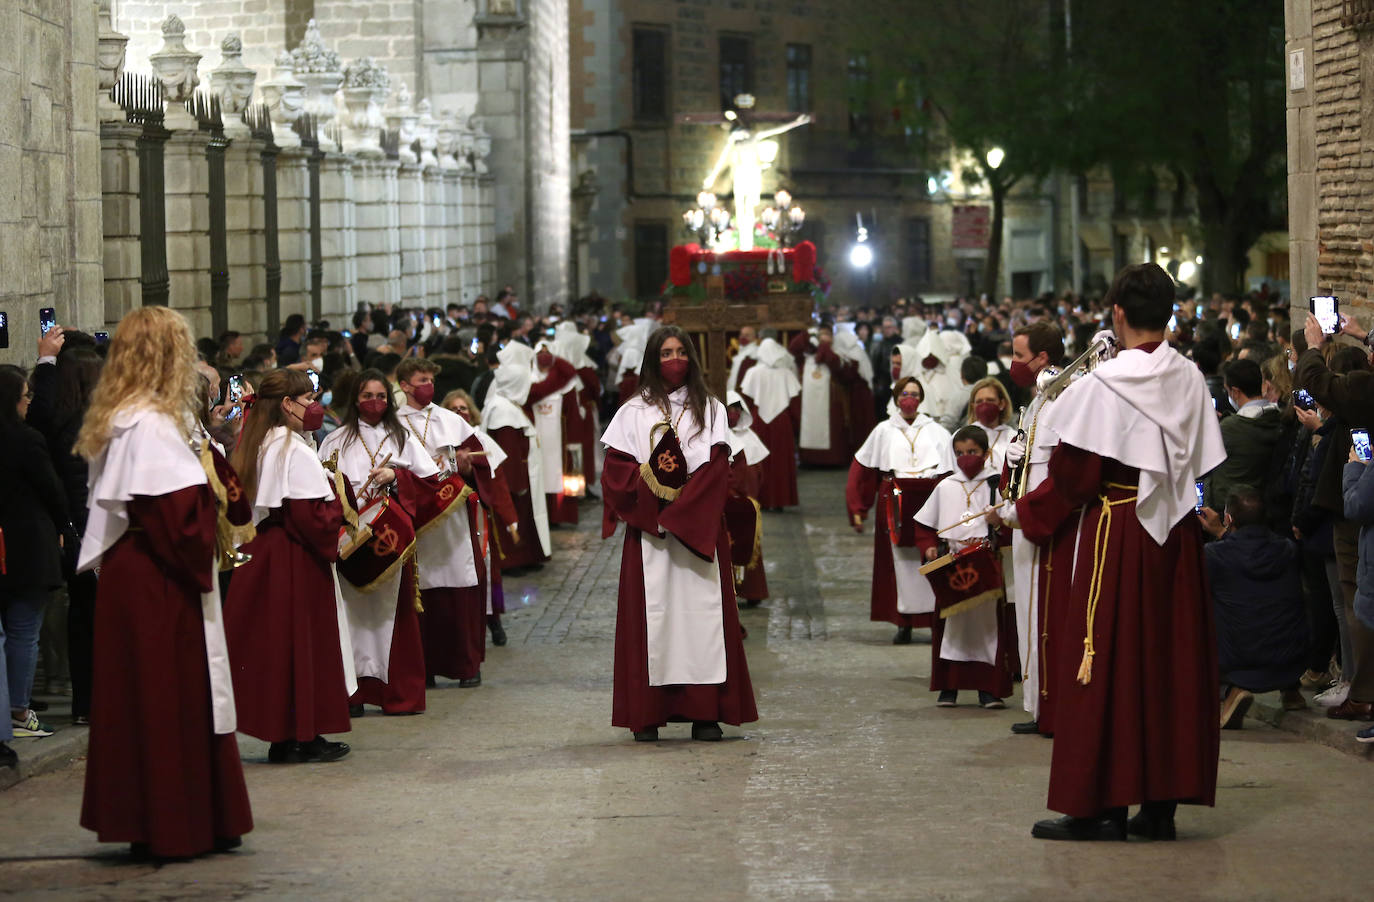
[{"xmin": 700, "ymin": 111, "xmax": 812, "ymax": 252}]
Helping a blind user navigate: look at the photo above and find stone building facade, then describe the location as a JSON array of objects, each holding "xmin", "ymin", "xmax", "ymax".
[{"xmin": 1286, "ymin": 0, "xmax": 1374, "ymax": 319}]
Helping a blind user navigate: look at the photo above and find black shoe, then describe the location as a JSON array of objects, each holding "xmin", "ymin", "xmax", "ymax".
[
  {"xmin": 383, "ymin": 709, "xmax": 421, "ymax": 716},
  {"xmin": 213, "ymin": 836, "xmax": 243, "ymax": 853},
  {"xmin": 1128, "ymin": 802, "xmax": 1178, "ymax": 841},
  {"xmin": 129, "ymin": 842, "xmax": 152, "ymax": 861},
  {"xmin": 300, "ymin": 736, "xmax": 351, "ymax": 763},
  {"xmin": 936, "ymin": 690, "xmax": 958, "ymax": 707},
  {"xmin": 892, "ymin": 626, "xmax": 913, "ymax": 645},
  {"xmin": 1011, "ymin": 719, "xmax": 1040, "ymax": 734},
  {"xmin": 740, "ymin": 598, "xmax": 762, "ymax": 608},
  {"xmin": 268, "ymin": 740, "xmax": 304, "ymax": 763},
  {"xmin": 349, "ymin": 704, "xmax": 365, "ymax": 718},
  {"xmin": 978, "ymin": 691, "xmax": 1006, "ymax": 710},
  {"xmin": 458, "ymin": 673, "xmax": 482, "ymax": 688},
  {"xmin": 633, "ymin": 728, "xmax": 659, "ymax": 742},
  {"xmin": 425, "ymin": 675, "xmax": 437, "ymax": 688},
  {"xmin": 691, "ymin": 721, "xmax": 723, "ymax": 741},
  {"xmin": 489, "ymin": 619, "xmax": 508, "ymax": 647},
  {"xmin": 1031, "ymin": 812, "xmax": 1128, "ymax": 842},
  {"xmin": 0, "ymin": 742, "xmax": 16, "ymax": 769}
]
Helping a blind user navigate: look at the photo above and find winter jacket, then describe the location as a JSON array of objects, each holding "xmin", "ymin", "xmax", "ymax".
[
  {"xmin": 1206, "ymin": 524, "xmax": 1308, "ymax": 692},
  {"xmin": 1341, "ymin": 460, "xmax": 1374, "ymax": 630},
  {"xmin": 1207, "ymin": 402, "xmax": 1282, "ymax": 510}
]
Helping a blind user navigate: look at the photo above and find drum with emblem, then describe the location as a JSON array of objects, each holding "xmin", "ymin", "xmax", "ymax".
[
  {"xmin": 336, "ymin": 496, "xmax": 417, "ymax": 590},
  {"xmin": 411, "ymin": 473, "xmax": 472, "ymax": 534},
  {"xmin": 883, "ymin": 475, "xmax": 944, "ymax": 547},
  {"xmin": 923, "ymin": 540, "xmax": 1004, "ymax": 619}
]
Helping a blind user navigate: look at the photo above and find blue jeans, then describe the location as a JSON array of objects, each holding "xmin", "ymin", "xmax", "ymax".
[{"xmin": 2, "ymin": 589, "xmax": 50, "ymax": 735}]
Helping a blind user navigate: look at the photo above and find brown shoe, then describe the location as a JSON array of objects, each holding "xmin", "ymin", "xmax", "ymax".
[
  {"xmin": 1300, "ymin": 669, "xmax": 1332, "ymax": 690},
  {"xmin": 1326, "ymin": 699, "xmax": 1374, "ymax": 721},
  {"xmin": 1281, "ymin": 689, "xmax": 1308, "ymax": 711},
  {"xmin": 1220, "ymin": 686, "xmax": 1254, "ymax": 730}
]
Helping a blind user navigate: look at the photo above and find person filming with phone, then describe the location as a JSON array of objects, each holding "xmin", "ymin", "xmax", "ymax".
[
  {"xmin": 1297, "ymin": 307, "xmax": 1374, "ymax": 721},
  {"xmin": 1203, "ymin": 359, "xmax": 1281, "ymax": 511}
]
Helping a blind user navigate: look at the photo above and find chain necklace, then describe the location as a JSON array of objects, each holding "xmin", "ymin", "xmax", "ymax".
[
  {"xmin": 356, "ymin": 425, "xmax": 389, "ymax": 469},
  {"xmin": 403, "ymin": 406, "xmax": 434, "ymax": 450}
]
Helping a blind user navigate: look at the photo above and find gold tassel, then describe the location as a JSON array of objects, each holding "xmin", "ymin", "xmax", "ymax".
[
  {"xmin": 638, "ymin": 460, "xmax": 685, "ymax": 502},
  {"xmin": 748, "ymin": 497, "xmax": 763, "ymax": 569},
  {"xmin": 1076, "ymin": 640, "xmax": 1094, "ymax": 685},
  {"xmin": 412, "ymin": 558, "xmax": 424, "ymax": 613}
]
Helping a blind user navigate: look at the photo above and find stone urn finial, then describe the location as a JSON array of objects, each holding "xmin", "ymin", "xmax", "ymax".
[
  {"xmin": 341, "ymin": 57, "xmax": 390, "ymax": 158},
  {"xmin": 259, "ymin": 50, "xmax": 306, "ymax": 148},
  {"xmin": 385, "ymin": 81, "xmax": 419, "ymax": 165},
  {"xmin": 96, "ymin": 0, "xmax": 129, "ymax": 122},
  {"xmin": 436, "ymin": 110, "xmax": 461, "ymax": 171},
  {"xmin": 470, "ymin": 116, "xmax": 492, "ymax": 175},
  {"xmin": 288, "ymin": 19, "xmax": 344, "ymax": 151},
  {"xmin": 457, "ymin": 113, "xmax": 477, "ymax": 174},
  {"xmin": 149, "ymin": 13, "xmax": 201, "ymax": 128},
  {"xmin": 210, "ymin": 32, "xmax": 256, "ymax": 138},
  {"xmin": 415, "ymin": 98, "xmax": 439, "ymax": 169}
]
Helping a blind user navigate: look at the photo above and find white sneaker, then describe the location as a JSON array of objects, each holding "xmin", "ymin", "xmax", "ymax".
[
  {"xmin": 10, "ymin": 709, "xmax": 54, "ymax": 737},
  {"xmin": 1314, "ymin": 681, "xmax": 1351, "ymax": 708}
]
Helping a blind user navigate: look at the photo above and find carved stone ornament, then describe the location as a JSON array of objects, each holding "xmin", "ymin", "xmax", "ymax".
[
  {"xmin": 436, "ymin": 110, "xmax": 461, "ymax": 171},
  {"xmin": 341, "ymin": 57, "xmax": 390, "ymax": 158},
  {"xmin": 259, "ymin": 51, "xmax": 306, "ymax": 148},
  {"xmin": 384, "ymin": 81, "xmax": 419, "ymax": 165},
  {"xmin": 289, "ymin": 19, "xmax": 344, "ymax": 150},
  {"xmin": 457, "ymin": 115, "xmax": 477, "ymax": 174},
  {"xmin": 149, "ymin": 14, "xmax": 201, "ymax": 127},
  {"xmin": 470, "ymin": 117, "xmax": 491, "ymax": 175},
  {"xmin": 96, "ymin": 0, "xmax": 129, "ymax": 122},
  {"xmin": 210, "ymin": 33, "xmax": 256, "ymax": 137},
  {"xmin": 415, "ymin": 98, "xmax": 439, "ymax": 169}
]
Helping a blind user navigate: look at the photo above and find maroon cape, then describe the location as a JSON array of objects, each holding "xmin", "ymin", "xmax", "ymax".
[
  {"xmin": 602, "ymin": 446, "xmax": 758, "ymax": 732},
  {"xmin": 571, "ymin": 365, "xmax": 601, "ymax": 484},
  {"xmin": 845, "ymin": 462, "xmax": 933, "ymax": 629},
  {"xmin": 788, "ymin": 334, "xmax": 875, "ymax": 467},
  {"xmin": 225, "ymin": 496, "xmax": 351, "ymax": 742},
  {"xmin": 1017, "ymin": 445, "xmax": 1219, "ymax": 818},
  {"xmin": 82, "ymin": 485, "xmax": 253, "ymax": 857},
  {"xmin": 740, "ymin": 387, "xmax": 799, "ymax": 509},
  {"xmin": 726, "ymin": 451, "xmax": 768, "ymax": 603},
  {"xmin": 488, "ymin": 425, "xmax": 551, "ymax": 571},
  {"xmin": 618, "ymin": 373, "xmax": 639, "ymax": 405},
  {"xmin": 527, "ymin": 357, "xmax": 580, "ymax": 525}
]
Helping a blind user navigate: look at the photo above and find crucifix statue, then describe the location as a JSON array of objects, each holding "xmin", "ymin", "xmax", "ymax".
[{"xmin": 680, "ymin": 94, "xmax": 811, "ymax": 252}]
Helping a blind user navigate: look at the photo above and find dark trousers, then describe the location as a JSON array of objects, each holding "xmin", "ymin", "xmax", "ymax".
[
  {"xmin": 66, "ymin": 569, "xmax": 97, "ymax": 719},
  {"xmin": 1301, "ymin": 545, "xmax": 1340, "ymax": 673}
]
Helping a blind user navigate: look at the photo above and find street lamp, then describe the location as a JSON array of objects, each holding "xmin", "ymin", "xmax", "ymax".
[
  {"xmin": 849, "ymin": 214, "xmax": 873, "ymax": 268},
  {"xmin": 985, "ymin": 146, "xmax": 1005, "ymax": 171}
]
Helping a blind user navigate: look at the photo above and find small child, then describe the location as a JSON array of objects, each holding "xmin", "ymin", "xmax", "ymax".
[{"xmin": 914, "ymin": 425, "xmax": 1015, "ymax": 709}]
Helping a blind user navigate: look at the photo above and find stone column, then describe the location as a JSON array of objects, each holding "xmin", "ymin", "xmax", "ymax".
[
  {"xmin": 480, "ymin": 174, "xmax": 497, "ymax": 290},
  {"xmin": 100, "ymin": 122, "xmax": 143, "ymax": 324},
  {"xmin": 397, "ymin": 162, "xmax": 427, "ymax": 302},
  {"xmin": 353, "ymin": 158, "xmax": 403, "ymax": 309},
  {"xmin": 163, "ymin": 130, "xmax": 213, "ymax": 335},
  {"xmin": 423, "ymin": 166, "xmax": 448, "ymax": 304},
  {"xmin": 320, "ymin": 154, "xmax": 358, "ymax": 321},
  {"xmin": 443, "ymin": 169, "xmax": 464, "ymax": 302},
  {"xmin": 276, "ymin": 147, "xmax": 313, "ymax": 322},
  {"xmin": 225, "ymin": 139, "xmax": 267, "ymax": 337}
]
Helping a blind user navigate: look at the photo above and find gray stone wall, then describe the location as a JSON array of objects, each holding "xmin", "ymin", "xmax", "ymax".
[{"xmin": 1, "ymin": 0, "xmax": 103, "ymax": 366}]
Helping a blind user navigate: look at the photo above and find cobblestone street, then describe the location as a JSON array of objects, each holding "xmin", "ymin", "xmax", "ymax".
[{"xmin": 3, "ymin": 470, "xmax": 1374, "ymax": 901}]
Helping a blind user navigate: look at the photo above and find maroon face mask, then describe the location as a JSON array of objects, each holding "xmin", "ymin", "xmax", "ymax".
[
  {"xmin": 660, "ymin": 358, "xmax": 689, "ymax": 388},
  {"xmin": 536, "ymin": 350, "xmax": 553, "ymax": 369},
  {"xmin": 974, "ymin": 400, "xmax": 1001, "ymax": 426},
  {"xmin": 296, "ymin": 400, "xmax": 325, "ymax": 433},
  {"xmin": 897, "ymin": 396, "xmax": 920, "ymax": 416},
  {"xmin": 956, "ymin": 453, "xmax": 986, "ymax": 479},
  {"xmin": 410, "ymin": 383, "xmax": 435, "ymax": 407},
  {"xmin": 358, "ymin": 398, "xmax": 388, "ymax": 425},
  {"xmin": 891, "ymin": 364, "xmax": 902, "ymax": 382},
  {"xmin": 1009, "ymin": 359, "xmax": 1037, "ymax": 388}
]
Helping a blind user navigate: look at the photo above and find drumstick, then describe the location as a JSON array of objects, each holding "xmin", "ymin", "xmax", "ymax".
[
  {"xmin": 936, "ymin": 506, "xmax": 999, "ymax": 535},
  {"xmin": 361, "ymin": 453, "xmax": 395, "ymax": 496}
]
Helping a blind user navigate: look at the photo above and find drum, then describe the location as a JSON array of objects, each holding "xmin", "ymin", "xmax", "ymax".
[
  {"xmin": 337, "ymin": 496, "xmax": 417, "ymax": 590},
  {"xmin": 411, "ymin": 473, "xmax": 472, "ymax": 534},
  {"xmin": 884, "ymin": 475, "xmax": 945, "ymax": 547},
  {"xmin": 923, "ymin": 540, "xmax": 1004, "ymax": 619}
]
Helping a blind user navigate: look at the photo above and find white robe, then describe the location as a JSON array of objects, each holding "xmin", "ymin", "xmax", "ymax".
[
  {"xmin": 398, "ymin": 403, "xmax": 481, "ymax": 590},
  {"xmin": 254, "ymin": 426, "xmax": 357, "ymax": 697},
  {"xmin": 78, "ymin": 407, "xmax": 237, "ymax": 734},
  {"xmin": 915, "ymin": 468, "xmax": 1002, "ymax": 666},
  {"xmin": 726, "ymin": 342, "xmax": 760, "ymax": 394},
  {"xmin": 602, "ymin": 388, "xmax": 731, "ymax": 686},
  {"xmin": 530, "ymin": 344, "xmax": 582, "ymax": 499},
  {"xmin": 798, "ymin": 350, "xmax": 832, "ymax": 450},
  {"xmin": 318, "ymin": 422, "xmax": 438, "ymax": 683},
  {"xmin": 854, "ymin": 414, "xmax": 954, "ymax": 616},
  {"xmin": 739, "ymin": 339, "xmax": 800, "ymax": 425}
]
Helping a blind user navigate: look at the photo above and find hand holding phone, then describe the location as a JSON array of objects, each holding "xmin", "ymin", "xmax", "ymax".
[
  {"xmin": 39, "ymin": 307, "xmax": 57, "ymax": 337},
  {"xmin": 1293, "ymin": 388, "xmax": 1316, "ymax": 411},
  {"xmin": 1353, "ymin": 428, "xmax": 1372, "ymax": 463},
  {"xmin": 1194, "ymin": 481, "xmax": 1206, "ymax": 514},
  {"xmin": 1311, "ymin": 296, "xmax": 1340, "ymax": 335}
]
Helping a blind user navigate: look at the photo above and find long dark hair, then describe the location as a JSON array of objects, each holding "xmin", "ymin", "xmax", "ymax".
[
  {"xmin": 52, "ymin": 348, "xmax": 103, "ymax": 429},
  {"xmin": 0, "ymin": 365, "xmax": 27, "ymax": 429},
  {"xmin": 231, "ymin": 368, "xmax": 315, "ymax": 504},
  {"xmin": 339, "ymin": 367, "xmax": 408, "ymax": 452},
  {"xmin": 638, "ymin": 325, "xmax": 715, "ymax": 438}
]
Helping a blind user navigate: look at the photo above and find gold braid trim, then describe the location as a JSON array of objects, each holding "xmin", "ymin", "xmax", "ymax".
[
  {"xmin": 199, "ymin": 441, "xmax": 256, "ymax": 571},
  {"xmin": 1076, "ymin": 482, "xmax": 1138, "ymax": 686},
  {"xmin": 747, "ymin": 496, "xmax": 763, "ymax": 569},
  {"xmin": 411, "ymin": 557, "xmax": 424, "ymax": 613},
  {"xmin": 638, "ymin": 461, "xmax": 685, "ymax": 502},
  {"xmin": 345, "ymin": 542, "xmax": 417, "ymax": 594},
  {"xmin": 938, "ymin": 588, "xmax": 1004, "ymax": 619}
]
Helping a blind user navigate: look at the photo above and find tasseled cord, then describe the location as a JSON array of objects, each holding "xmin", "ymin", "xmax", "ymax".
[{"xmin": 1078, "ymin": 484, "xmax": 1138, "ymax": 685}]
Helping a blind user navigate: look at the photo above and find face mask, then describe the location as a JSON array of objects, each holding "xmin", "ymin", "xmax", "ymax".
[
  {"xmin": 891, "ymin": 364, "xmax": 902, "ymax": 382},
  {"xmin": 956, "ymin": 453, "xmax": 985, "ymax": 479},
  {"xmin": 309, "ymin": 356, "xmax": 324, "ymax": 372},
  {"xmin": 922, "ymin": 354, "xmax": 939, "ymax": 370},
  {"xmin": 727, "ymin": 408, "xmax": 742, "ymax": 428},
  {"xmin": 536, "ymin": 350, "xmax": 553, "ymax": 369},
  {"xmin": 358, "ymin": 398, "xmax": 388, "ymax": 425},
  {"xmin": 975, "ymin": 401, "xmax": 1001, "ymax": 426},
  {"xmin": 320, "ymin": 390, "xmax": 332, "ymax": 409},
  {"xmin": 897, "ymin": 396, "xmax": 920, "ymax": 416},
  {"xmin": 410, "ymin": 383, "xmax": 435, "ymax": 407},
  {"xmin": 661, "ymin": 358, "xmax": 689, "ymax": 388},
  {"xmin": 296, "ymin": 400, "xmax": 326, "ymax": 433},
  {"xmin": 1009, "ymin": 359, "xmax": 1037, "ymax": 388}
]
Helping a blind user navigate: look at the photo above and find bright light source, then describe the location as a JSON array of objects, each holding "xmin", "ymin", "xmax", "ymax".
[
  {"xmin": 758, "ymin": 140, "xmax": 779, "ymax": 164},
  {"xmin": 1195, "ymin": 255, "xmax": 1203, "ymax": 265},
  {"xmin": 1159, "ymin": 246, "xmax": 1170, "ymax": 255},
  {"xmin": 849, "ymin": 244, "xmax": 874, "ymax": 268},
  {"xmin": 773, "ymin": 188, "xmax": 791, "ymax": 209},
  {"xmin": 723, "ymin": 110, "xmax": 738, "ymax": 121},
  {"xmin": 985, "ymin": 146, "xmax": 1005, "ymax": 170},
  {"xmin": 1178, "ymin": 261, "xmax": 1197, "ymax": 281}
]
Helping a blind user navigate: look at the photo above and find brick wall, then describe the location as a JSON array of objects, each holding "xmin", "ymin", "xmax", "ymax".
[{"xmin": 0, "ymin": 0, "xmax": 103, "ymax": 366}]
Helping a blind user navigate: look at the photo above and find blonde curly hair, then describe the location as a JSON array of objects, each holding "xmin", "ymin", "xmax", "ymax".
[{"xmin": 75, "ymin": 306, "xmax": 202, "ymax": 459}]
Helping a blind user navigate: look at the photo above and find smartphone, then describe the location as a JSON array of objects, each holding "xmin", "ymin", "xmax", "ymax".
[
  {"xmin": 470, "ymin": 337, "xmax": 482, "ymax": 354},
  {"xmin": 1353, "ymin": 428, "xmax": 1372, "ymax": 463},
  {"xmin": 39, "ymin": 307, "xmax": 56, "ymax": 336},
  {"xmin": 1293, "ymin": 388, "xmax": 1316, "ymax": 411},
  {"xmin": 94, "ymin": 330, "xmax": 110, "ymax": 346},
  {"xmin": 0, "ymin": 311, "xmax": 8, "ymax": 349},
  {"xmin": 307, "ymin": 369, "xmax": 321, "ymax": 393},
  {"xmin": 341, "ymin": 329, "xmax": 351, "ymax": 339},
  {"xmin": 1228, "ymin": 321, "xmax": 1241, "ymax": 340},
  {"xmin": 545, "ymin": 327, "xmax": 556, "ymax": 338},
  {"xmin": 1311, "ymin": 295, "xmax": 1339, "ymax": 335},
  {"xmin": 1168, "ymin": 314, "xmax": 1178, "ymax": 333},
  {"xmin": 1194, "ymin": 481, "xmax": 1206, "ymax": 514}
]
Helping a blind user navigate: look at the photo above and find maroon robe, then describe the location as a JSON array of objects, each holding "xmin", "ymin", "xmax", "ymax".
[
  {"xmin": 618, "ymin": 373, "xmax": 639, "ymax": 405},
  {"xmin": 789, "ymin": 334, "xmax": 869, "ymax": 467},
  {"xmin": 602, "ymin": 446, "xmax": 759, "ymax": 732},
  {"xmin": 225, "ymin": 496, "xmax": 351, "ymax": 742},
  {"xmin": 488, "ymin": 425, "xmax": 550, "ymax": 571},
  {"xmin": 526, "ymin": 357, "xmax": 580, "ymax": 525},
  {"xmin": 845, "ymin": 462, "xmax": 933, "ymax": 629},
  {"xmin": 740, "ymin": 388, "xmax": 800, "ymax": 508},
  {"xmin": 1017, "ymin": 445, "xmax": 1219, "ymax": 818},
  {"xmin": 726, "ymin": 450, "xmax": 768, "ymax": 603},
  {"xmin": 572, "ymin": 365, "xmax": 601, "ymax": 484},
  {"xmin": 82, "ymin": 485, "xmax": 254, "ymax": 857}
]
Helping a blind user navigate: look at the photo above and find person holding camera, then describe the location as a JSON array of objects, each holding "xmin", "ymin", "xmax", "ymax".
[{"xmin": 1204, "ymin": 359, "xmax": 1281, "ymax": 511}]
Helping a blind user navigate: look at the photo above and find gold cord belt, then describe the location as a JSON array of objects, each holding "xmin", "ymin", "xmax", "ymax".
[{"xmin": 1077, "ymin": 482, "xmax": 1138, "ymax": 686}]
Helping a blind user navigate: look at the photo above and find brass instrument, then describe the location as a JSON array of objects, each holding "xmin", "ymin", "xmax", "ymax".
[{"xmin": 1004, "ymin": 333, "xmax": 1118, "ymax": 502}]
